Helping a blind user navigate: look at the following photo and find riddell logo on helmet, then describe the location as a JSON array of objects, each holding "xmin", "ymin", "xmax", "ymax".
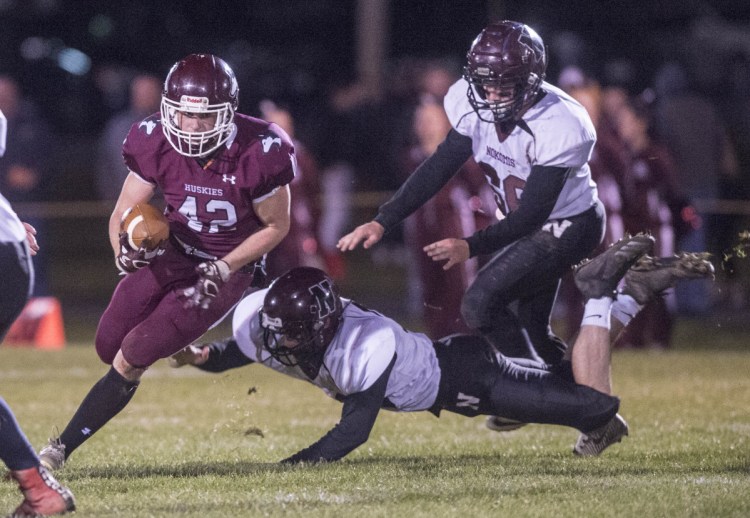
[
  {"xmin": 261, "ymin": 312, "xmax": 283, "ymax": 331},
  {"xmin": 180, "ymin": 95, "xmax": 209, "ymax": 107}
]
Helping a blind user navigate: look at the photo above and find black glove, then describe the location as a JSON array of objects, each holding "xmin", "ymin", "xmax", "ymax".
[
  {"xmin": 180, "ymin": 260, "xmax": 231, "ymax": 309},
  {"xmin": 115, "ymin": 232, "xmax": 164, "ymax": 274}
]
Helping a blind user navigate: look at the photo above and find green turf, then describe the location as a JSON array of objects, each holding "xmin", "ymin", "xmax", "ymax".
[{"xmin": 1, "ymin": 342, "xmax": 749, "ymax": 517}]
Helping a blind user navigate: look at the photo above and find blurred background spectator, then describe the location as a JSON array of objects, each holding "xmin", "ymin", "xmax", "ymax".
[
  {"xmin": 651, "ymin": 62, "xmax": 741, "ymax": 316},
  {"xmin": 258, "ymin": 99, "xmax": 325, "ymax": 279},
  {"xmin": 717, "ymin": 52, "xmax": 750, "ymax": 313},
  {"xmin": 614, "ymin": 96, "xmax": 683, "ymax": 348},
  {"xmin": 307, "ymin": 79, "xmax": 368, "ymax": 281},
  {"xmin": 95, "ymin": 72, "xmax": 161, "ymax": 201},
  {"xmin": 0, "ymin": 75, "xmax": 54, "ymax": 296}
]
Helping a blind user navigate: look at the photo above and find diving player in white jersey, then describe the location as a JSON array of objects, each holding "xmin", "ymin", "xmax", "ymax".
[
  {"xmin": 0, "ymin": 109, "xmax": 76, "ymax": 516},
  {"xmin": 337, "ymin": 21, "xmax": 603, "ymax": 374},
  {"xmin": 171, "ymin": 237, "xmax": 713, "ymax": 462}
]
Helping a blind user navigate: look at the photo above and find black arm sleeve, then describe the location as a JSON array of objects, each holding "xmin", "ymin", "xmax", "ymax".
[
  {"xmin": 281, "ymin": 354, "xmax": 396, "ymax": 464},
  {"xmin": 465, "ymin": 165, "xmax": 570, "ymax": 257},
  {"xmin": 196, "ymin": 338, "xmax": 254, "ymax": 373},
  {"xmin": 374, "ymin": 129, "xmax": 473, "ymax": 232}
]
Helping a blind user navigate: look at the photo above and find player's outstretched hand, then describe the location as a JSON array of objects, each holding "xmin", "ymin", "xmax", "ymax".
[
  {"xmin": 337, "ymin": 221, "xmax": 385, "ymax": 251},
  {"xmin": 169, "ymin": 344, "xmax": 209, "ymax": 368},
  {"xmin": 424, "ymin": 238, "xmax": 470, "ymax": 271}
]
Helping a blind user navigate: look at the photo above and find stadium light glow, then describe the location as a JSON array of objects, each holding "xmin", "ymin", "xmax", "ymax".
[{"xmin": 57, "ymin": 47, "xmax": 92, "ymax": 76}]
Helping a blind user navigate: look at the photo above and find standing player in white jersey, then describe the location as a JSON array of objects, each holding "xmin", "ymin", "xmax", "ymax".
[
  {"xmin": 338, "ymin": 21, "xmax": 603, "ymax": 373},
  {"xmin": 0, "ymin": 109, "xmax": 76, "ymax": 516},
  {"xmin": 169, "ymin": 239, "xmax": 713, "ymax": 462}
]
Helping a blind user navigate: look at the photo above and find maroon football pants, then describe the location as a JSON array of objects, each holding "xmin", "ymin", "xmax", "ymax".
[{"xmin": 95, "ymin": 242, "xmax": 254, "ymax": 368}]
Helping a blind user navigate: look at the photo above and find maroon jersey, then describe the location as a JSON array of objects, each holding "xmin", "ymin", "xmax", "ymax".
[{"xmin": 123, "ymin": 113, "xmax": 296, "ymax": 258}]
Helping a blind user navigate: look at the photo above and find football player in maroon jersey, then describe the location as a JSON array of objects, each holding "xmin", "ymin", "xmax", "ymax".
[{"xmin": 38, "ymin": 54, "xmax": 296, "ymax": 470}]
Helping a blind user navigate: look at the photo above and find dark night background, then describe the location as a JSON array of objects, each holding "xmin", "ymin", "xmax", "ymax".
[
  {"xmin": 1, "ymin": 0, "xmax": 750, "ymax": 329},
  {"xmin": 1, "ymin": 0, "xmax": 749, "ymax": 137}
]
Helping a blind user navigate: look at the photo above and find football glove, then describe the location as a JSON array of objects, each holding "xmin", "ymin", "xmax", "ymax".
[
  {"xmin": 180, "ymin": 260, "xmax": 231, "ymax": 309},
  {"xmin": 115, "ymin": 232, "xmax": 164, "ymax": 275}
]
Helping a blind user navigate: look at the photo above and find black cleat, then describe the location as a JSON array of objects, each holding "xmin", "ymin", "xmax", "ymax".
[
  {"xmin": 621, "ymin": 252, "xmax": 715, "ymax": 305},
  {"xmin": 574, "ymin": 234, "xmax": 655, "ymax": 299}
]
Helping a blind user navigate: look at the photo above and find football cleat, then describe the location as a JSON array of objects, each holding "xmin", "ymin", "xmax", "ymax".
[
  {"xmin": 38, "ymin": 437, "xmax": 66, "ymax": 472},
  {"xmin": 573, "ymin": 413, "xmax": 629, "ymax": 456},
  {"xmin": 10, "ymin": 465, "xmax": 75, "ymax": 517},
  {"xmin": 621, "ymin": 252, "xmax": 715, "ymax": 305},
  {"xmin": 574, "ymin": 233, "xmax": 655, "ymax": 299},
  {"xmin": 485, "ymin": 416, "xmax": 527, "ymax": 432}
]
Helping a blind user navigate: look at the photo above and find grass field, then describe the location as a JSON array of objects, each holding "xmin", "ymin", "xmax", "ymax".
[{"xmin": 1, "ymin": 326, "xmax": 749, "ymax": 518}]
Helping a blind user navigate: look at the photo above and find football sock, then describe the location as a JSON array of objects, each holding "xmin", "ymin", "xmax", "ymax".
[
  {"xmin": 0, "ymin": 397, "xmax": 39, "ymax": 470},
  {"xmin": 611, "ymin": 293, "xmax": 642, "ymax": 327},
  {"xmin": 581, "ymin": 297, "xmax": 612, "ymax": 329},
  {"xmin": 59, "ymin": 367, "xmax": 139, "ymax": 456}
]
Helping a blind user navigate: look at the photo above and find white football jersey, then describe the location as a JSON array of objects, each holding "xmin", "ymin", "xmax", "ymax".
[
  {"xmin": 232, "ymin": 290, "xmax": 442, "ymax": 412},
  {"xmin": 444, "ymin": 78, "xmax": 598, "ymax": 219},
  {"xmin": 0, "ymin": 193, "xmax": 26, "ymax": 243},
  {"xmin": 1, "ymin": 110, "xmax": 26, "ymax": 242},
  {"xmin": 0, "ymin": 109, "xmax": 6, "ymax": 157}
]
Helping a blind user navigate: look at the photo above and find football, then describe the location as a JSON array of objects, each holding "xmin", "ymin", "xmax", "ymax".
[{"xmin": 120, "ymin": 203, "xmax": 170, "ymax": 251}]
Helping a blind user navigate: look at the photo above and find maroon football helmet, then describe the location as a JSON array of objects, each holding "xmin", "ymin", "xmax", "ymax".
[
  {"xmin": 260, "ymin": 267, "xmax": 343, "ymax": 370},
  {"xmin": 463, "ymin": 21, "xmax": 547, "ymax": 124},
  {"xmin": 160, "ymin": 54, "xmax": 239, "ymax": 157}
]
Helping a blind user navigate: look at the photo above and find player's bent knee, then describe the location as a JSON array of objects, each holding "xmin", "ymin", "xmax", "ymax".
[
  {"xmin": 94, "ymin": 323, "xmax": 128, "ymax": 365},
  {"xmin": 579, "ymin": 390, "xmax": 620, "ymax": 431},
  {"xmin": 94, "ymin": 339, "xmax": 118, "ymax": 365},
  {"xmin": 119, "ymin": 341, "xmax": 155, "ymax": 370},
  {"xmin": 460, "ymin": 290, "xmax": 485, "ymax": 328}
]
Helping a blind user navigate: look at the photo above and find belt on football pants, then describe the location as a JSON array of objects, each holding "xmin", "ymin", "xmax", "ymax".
[
  {"xmin": 171, "ymin": 234, "xmax": 218, "ymax": 261},
  {"xmin": 171, "ymin": 234, "xmax": 258, "ymax": 275}
]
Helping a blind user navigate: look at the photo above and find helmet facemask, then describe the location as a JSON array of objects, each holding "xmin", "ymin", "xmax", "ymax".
[
  {"xmin": 258, "ymin": 267, "xmax": 344, "ymax": 378},
  {"xmin": 160, "ymin": 54, "xmax": 239, "ymax": 158},
  {"xmin": 160, "ymin": 95, "xmax": 235, "ymax": 158},
  {"xmin": 464, "ymin": 71, "xmax": 543, "ymax": 124},
  {"xmin": 259, "ymin": 310, "xmax": 328, "ymax": 367}
]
